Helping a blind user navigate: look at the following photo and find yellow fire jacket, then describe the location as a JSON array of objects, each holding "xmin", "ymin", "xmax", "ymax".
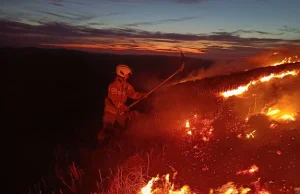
[{"xmin": 104, "ymin": 77, "xmax": 144, "ymax": 115}]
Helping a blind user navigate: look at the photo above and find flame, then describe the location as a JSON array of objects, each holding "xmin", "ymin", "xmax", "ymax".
[
  {"xmin": 221, "ymin": 70, "xmax": 299, "ymax": 98},
  {"xmin": 237, "ymin": 164, "xmax": 259, "ymax": 175},
  {"xmin": 211, "ymin": 182, "xmax": 251, "ymax": 194},
  {"xmin": 258, "ymin": 190, "xmax": 271, "ymax": 194},
  {"xmin": 266, "ymin": 108, "xmax": 280, "ymax": 116},
  {"xmin": 240, "ymin": 188, "xmax": 251, "ymax": 194},
  {"xmin": 271, "ymin": 55, "xmax": 300, "ymax": 66},
  {"xmin": 141, "ymin": 176, "xmax": 159, "ymax": 194},
  {"xmin": 211, "ymin": 179, "xmax": 272, "ymax": 194},
  {"xmin": 140, "ymin": 173, "xmax": 190, "ymax": 194},
  {"xmin": 221, "ymin": 83, "xmax": 252, "ymax": 98},
  {"xmin": 259, "ymin": 70, "xmax": 298, "ymax": 82},
  {"xmin": 264, "ymin": 108, "xmax": 296, "ymax": 122},
  {"xmin": 142, "ymin": 173, "xmax": 277, "ymax": 194},
  {"xmin": 279, "ymin": 114, "xmax": 295, "ymax": 121}
]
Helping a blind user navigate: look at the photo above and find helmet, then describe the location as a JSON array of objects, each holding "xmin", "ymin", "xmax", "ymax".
[{"xmin": 116, "ymin": 64, "xmax": 132, "ymax": 77}]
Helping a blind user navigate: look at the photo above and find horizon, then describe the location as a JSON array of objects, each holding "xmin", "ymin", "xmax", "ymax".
[{"xmin": 1, "ymin": 0, "xmax": 300, "ymax": 60}]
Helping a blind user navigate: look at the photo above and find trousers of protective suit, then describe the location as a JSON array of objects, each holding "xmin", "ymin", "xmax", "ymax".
[{"xmin": 98, "ymin": 99, "xmax": 139, "ymax": 141}]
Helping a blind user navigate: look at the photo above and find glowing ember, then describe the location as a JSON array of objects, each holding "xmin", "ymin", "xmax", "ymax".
[
  {"xmin": 271, "ymin": 55, "xmax": 300, "ymax": 66},
  {"xmin": 276, "ymin": 150, "xmax": 282, "ymax": 155},
  {"xmin": 236, "ymin": 164, "xmax": 259, "ymax": 175},
  {"xmin": 140, "ymin": 173, "xmax": 190, "ymax": 194},
  {"xmin": 269, "ymin": 123, "xmax": 277, "ymax": 129},
  {"xmin": 221, "ymin": 70, "xmax": 299, "ymax": 98},
  {"xmin": 252, "ymin": 178, "xmax": 271, "ymax": 194},
  {"xmin": 182, "ymin": 116, "xmax": 215, "ymax": 142},
  {"xmin": 185, "ymin": 121, "xmax": 190, "ymax": 128},
  {"xmin": 246, "ymin": 130, "xmax": 256, "ymax": 139},
  {"xmin": 263, "ymin": 108, "xmax": 296, "ymax": 122}
]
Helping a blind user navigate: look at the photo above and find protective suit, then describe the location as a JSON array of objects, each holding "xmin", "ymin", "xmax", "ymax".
[{"xmin": 97, "ymin": 64, "xmax": 147, "ymax": 141}]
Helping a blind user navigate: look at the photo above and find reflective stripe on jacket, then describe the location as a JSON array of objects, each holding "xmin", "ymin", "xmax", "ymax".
[{"xmin": 106, "ymin": 77, "xmax": 143, "ymax": 111}]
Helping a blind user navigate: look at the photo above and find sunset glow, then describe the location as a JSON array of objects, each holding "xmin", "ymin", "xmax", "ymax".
[{"xmin": 1, "ymin": 0, "xmax": 300, "ymax": 57}]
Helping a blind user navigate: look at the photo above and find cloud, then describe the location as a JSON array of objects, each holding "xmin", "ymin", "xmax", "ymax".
[
  {"xmin": 151, "ymin": 39, "xmax": 181, "ymax": 43},
  {"xmin": 49, "ymin": 0, "xmax": 64, "ymax": 6},
  {"xmin": 279, "ymin": 26, "xmax": 300, "ymax": 34},
  {"xmin": 175, "ymin": 0, "xmax": 221, "ymax": 3},
  {"xmin": 106, "ymin": 0, "xmax": 210, "ymax": 4},
  {"xmin": 106, "ymin": 12, "xmax": 127, "ymax": 16},
  {"xmin": 1, "ymin": 19, "xmax": 299, "ymax": 58},
  {"xmin": 124, "ymin": 16, "xmax": 197, "ymax": 27},
  {"xmin": 1, "ymin": 19, "xmax": 299, "ymax": 44},
  {"xmin": 231, "ymin": 29, "xmax": 284, "ymax": 36},
  {"xmin": 33, "ymin": 11, "xmax": 95, "ymax": 22},
  {"xmin": 212, "ymin": 29, "xmax": 284, "ymax": 38},
  {"xmin": 50, "ymin": 2, "xmax": 64, "ymax": 6},
  {"xmin": 65, "ymin": 0, "xmax": 87, "ymax": 5},
  {"xmin": 87, "ymin": 22, "xmax": 105, "ymax": 26},
  {"xmin": 48, "ymin": 0, "xmax": 87, "ymax": 6}
]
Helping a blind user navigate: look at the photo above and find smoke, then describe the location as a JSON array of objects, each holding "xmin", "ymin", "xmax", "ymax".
[
  {"xmin": 169, "ymin": 57, "xmax": 258, "ymax": 85},
  {"xmin": 267, "ymin": 89, "xmax": 300, "ymax": 124},
  {"xmin": 171, "ymin": 45, "xmax": 300, "ymax": 85},
  {"xmin": 249, "ymin": 45, "xmax": 300, "ymax": 67}
]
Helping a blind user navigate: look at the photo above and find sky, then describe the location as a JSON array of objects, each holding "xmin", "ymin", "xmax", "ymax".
[{"xmin": 1, "ymin": 0, "xmax": 300, "ymax": 59}]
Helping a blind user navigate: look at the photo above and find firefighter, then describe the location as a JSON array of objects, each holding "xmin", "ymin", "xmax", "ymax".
[{"xmin": 97, "ymin": 64, "xmax": 148, "ymax": 142}]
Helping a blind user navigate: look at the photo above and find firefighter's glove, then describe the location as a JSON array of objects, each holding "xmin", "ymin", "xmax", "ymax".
[
  {"xmin": 120, "ymin": 105, "xmax": 129, "ymax": 112},
  {"xmin": 141, "ymin": 93, "xmax": 149, "ymax": 99}
]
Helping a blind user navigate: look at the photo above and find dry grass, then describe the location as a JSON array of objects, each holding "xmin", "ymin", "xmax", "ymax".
[
  {"xmin": 107, "ymin": 153, "xmax": 148, "ymax": 194},
  {"xmin": 55, "ymin": 161, "xmax": 84, "ymax": 193}
]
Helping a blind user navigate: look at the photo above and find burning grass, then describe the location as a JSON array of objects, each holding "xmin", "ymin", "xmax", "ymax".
[
  {"xmin": 140, "ymin": 173, "xmax": 190, "ymax": 194},
  {"xmin": 271, "ymin": 55, "xmax": 300, "ymax": 66},
  {"xmin": 220, "ymin": 70, "xmax": 299, "ymax": 98},
  {"xmin": 28, "ymin": 62, "xmax": 300, "ymax": 194}
]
